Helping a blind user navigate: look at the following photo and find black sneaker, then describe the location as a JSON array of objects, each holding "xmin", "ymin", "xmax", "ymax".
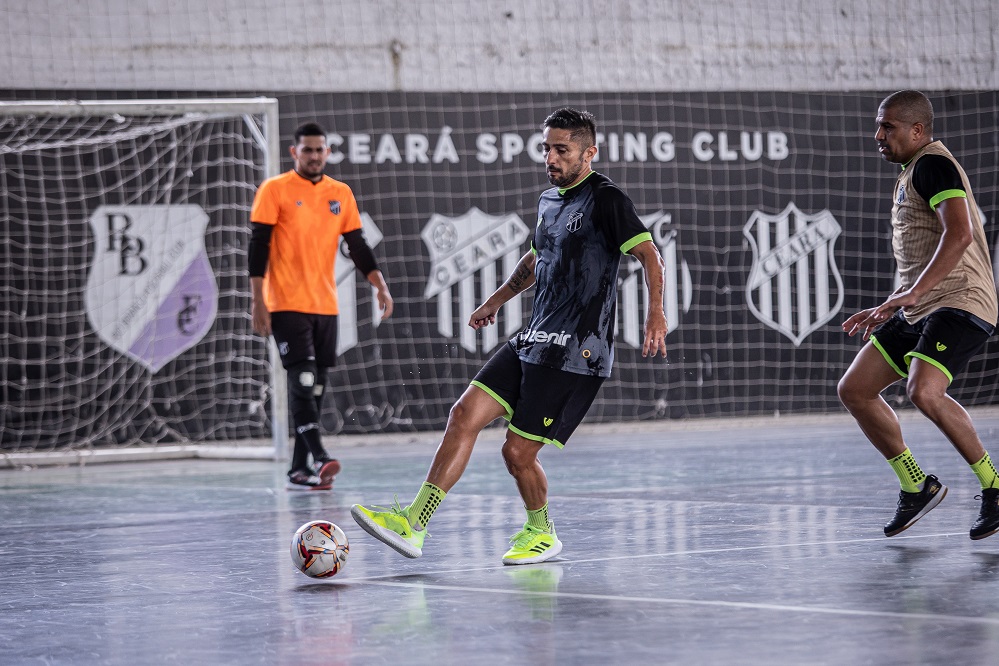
[
  {"xmin": 884, "ymin": 475, "xmax": 947, "ymax": 536},
  {"xmin": 286, "ymin": 470, "xmax": 332, "ymax": 491},
  {"xmin": 970, "ymin": 487, "xmax": 999, "ymax": 540}
]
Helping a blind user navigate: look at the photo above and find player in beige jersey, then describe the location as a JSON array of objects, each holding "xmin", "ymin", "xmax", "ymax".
[{"xmin": 839, "ymin": 90, "xmax": 999, "ymax": 540}]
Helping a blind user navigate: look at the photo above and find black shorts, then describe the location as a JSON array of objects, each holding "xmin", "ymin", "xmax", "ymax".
[
  {"xmin": 270, "ymin": 311, "xmax": 338, "ymax": 369},
  {"xmin": 470, "ymin": 342, "xmax": 605, "ymax": 449},
  {"xmin": 870, "ymin": 308, "xmax": 994, "ymax": 384}
]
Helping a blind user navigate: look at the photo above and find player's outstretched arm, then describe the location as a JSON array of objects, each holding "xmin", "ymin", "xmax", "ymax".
[
  {"xmin": 630, "ymin": 240, "xmax": 668, "ymax": 357},
  {"xmin": 469, "ymin": 250, "xmax": 536, "ymax": 329}
]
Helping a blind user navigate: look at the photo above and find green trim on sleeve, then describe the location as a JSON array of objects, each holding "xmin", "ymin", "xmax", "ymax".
[
  {"xmin": 620, "ymin": 232, "xmax": 653, "ymax": 255},
  {"xmin": 928, "ymin": 189, "xmax": 966, "ymax": 210},
  {"xmin": 904, "ymin": 352, "xmax": 954, "ymax": 384},
  {"xmin": 507, "ymin": 423, "xmax": 565, "ymax": 449},
  {"xmin": 870, "ymin": 335, "xmax": 908, "ymax": 378},
  {"xmin": 470, "ymin": 380, "xmax": 514, "ymax": 420}
]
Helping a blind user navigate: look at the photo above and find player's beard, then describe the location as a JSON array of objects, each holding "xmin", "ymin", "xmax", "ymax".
[
  {"xmin": 297, "ymin": 162, "xmax": 326, "ymax": 180},
  {"xmin": 547, "ymin": 156, "xmax": 587, "ymax": 188}
]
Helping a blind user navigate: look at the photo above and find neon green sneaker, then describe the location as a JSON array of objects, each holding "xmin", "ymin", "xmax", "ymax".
[
  {"xmin": 351, "ymin": 500, "xmax": 427, "ymax": 558},
  {"xmin": 502, "ymin": 521, "xmax": 562, "ymax": 565}
]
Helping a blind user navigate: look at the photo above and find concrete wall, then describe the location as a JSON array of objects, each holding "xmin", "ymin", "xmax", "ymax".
[{"xmin": 2, "ymin": 0, "xmax": 997, "ymax": 92}]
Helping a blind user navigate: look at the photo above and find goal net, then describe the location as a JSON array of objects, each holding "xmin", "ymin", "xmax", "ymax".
[{"xmin": 0, "ymin": 99, "xmax": 283, "ymax": 455}]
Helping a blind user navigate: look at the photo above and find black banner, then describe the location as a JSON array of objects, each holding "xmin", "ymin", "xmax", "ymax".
[{"xmin": 2, "ymin": 90, "xmax": 997, "ymax": 447}]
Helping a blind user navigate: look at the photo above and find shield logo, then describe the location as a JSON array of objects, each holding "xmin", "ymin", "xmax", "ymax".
[
  {"xmin": 422, "ymin": 207, "xmax": 531, "ymax": 352},
  {"xmin": 85, "ymin": 204, "xmax": 218, "ymax": 373},
  {"xmin": 744, "ymin": 203, "xmax": 843, "ymax": 347},
  {"xmin": 566, "ymin": 211, "xmax": 583, "ymax": 232},
  {"xmin": 334, "ymin": 213, "xmax": 384, "ymax": 355},
  {"xmin": 330, "ymin": 200, "xmax": 341, "ymax": 215}
]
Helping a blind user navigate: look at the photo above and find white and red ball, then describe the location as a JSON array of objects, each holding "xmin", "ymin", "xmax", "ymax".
[{"xmin": 290, "ymin": 520, "xmax": 349, "ymax": 578}]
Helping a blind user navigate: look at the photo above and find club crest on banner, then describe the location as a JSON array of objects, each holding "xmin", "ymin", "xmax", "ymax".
[
  {"xmin": 744, "ymin": 203, "xmax": 843, "ymax": 347},
  {"xmin": 422, "ymin": 207, "xmax": 531, "ymax": 353},
  {"xmin": 335, "ymin": 213, "xmax": 384, "ymax": 355},
  {"xmin": 617, "ymin": 211, "xmax": 691, "ymax": 348},
  {"xmin": 85, "ymin": 204, "xmax": 218, "ymax": 373}
]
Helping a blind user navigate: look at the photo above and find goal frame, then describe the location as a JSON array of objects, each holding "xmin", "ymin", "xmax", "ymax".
[{"xmin": 0, "ymin": 97, "xmax": 288, "ymax": 464}]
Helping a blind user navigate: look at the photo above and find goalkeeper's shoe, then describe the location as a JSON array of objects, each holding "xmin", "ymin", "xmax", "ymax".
[
  {"xmin": 313, "ymin": 458, "xmax": 341, "ymax": 486},
  {"xmin": 286, "ymin": 470, "xmax": 331, "ymax": 491},
  {"xmin": 502, "ymin": 521, "xmax": 562, "ymax": 565},
  {"xmin": 351, "ymin": 500, "xmax": 426, "ymax": 558}
]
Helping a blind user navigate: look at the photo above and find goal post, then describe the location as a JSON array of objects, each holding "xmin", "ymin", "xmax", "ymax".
[{"xmin": 0, "ymin": 97, "xmax": 288, "ymax": 463}]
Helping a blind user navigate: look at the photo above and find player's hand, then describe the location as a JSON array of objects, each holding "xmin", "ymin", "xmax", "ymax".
[
  {"xmin": 468, "ymin": 302, "xmax": 499, "ymax": 329},
  {"xmin": 842, "ymin": 305, "xmax": 894, "ymax": 340},
  {"xmin": 376, "ymin": 286, "xmax": 394, "ymax": 319},
  {"xmin": 642, "ymin": 311, "xmax": 668, "ymax": 358},
  {"xmin": 251, "ymin": 299, "xmax": 271, "ymax": 337}
]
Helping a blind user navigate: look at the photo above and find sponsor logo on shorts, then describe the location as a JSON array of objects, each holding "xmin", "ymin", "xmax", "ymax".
[
  {"xmin": 543, "ymin": 417, "xmax": 554, "ymax": 427},
  {"xmin": 936, "ymin": 342, "xmax": 947, "ymax": 351}
]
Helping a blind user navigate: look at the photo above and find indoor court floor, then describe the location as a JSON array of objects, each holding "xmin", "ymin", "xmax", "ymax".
[{"xmin": 4, "ymin": 409, "xmax": 999, "ymax": 665}]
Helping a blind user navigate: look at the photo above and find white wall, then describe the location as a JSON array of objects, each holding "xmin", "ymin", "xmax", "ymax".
[{"xmin": 2, "ymin": 0, "xmax": 997, "ymax": 92}]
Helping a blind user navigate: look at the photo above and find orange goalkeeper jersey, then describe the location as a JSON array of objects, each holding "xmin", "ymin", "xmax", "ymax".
[{"xmin": 250, "ymin": 170, "xmax": 362, "ymax": 315}]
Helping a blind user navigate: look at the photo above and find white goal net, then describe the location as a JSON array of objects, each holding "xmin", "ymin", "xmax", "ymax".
[{"xmin": 0, "ymin": 99, "xmax": 282, "ymax": 455}]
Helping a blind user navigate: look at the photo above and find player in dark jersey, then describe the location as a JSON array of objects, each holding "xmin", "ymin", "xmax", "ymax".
[
  {"xmin": 838, "ymin": 90, "xmax": 999, "ymax": 540},
  {"xmin": 352, "ymin": 107, "xmax": 668, "ymax": 564}
]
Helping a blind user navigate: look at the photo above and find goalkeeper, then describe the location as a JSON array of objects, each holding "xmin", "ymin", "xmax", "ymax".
[
  {"xmin": 352, "ymin": 108, "xmax": 668, "ymax": 564},
  {"xmin": 248, "ymin": 122, "xmax": 393, "ymax": 491}
]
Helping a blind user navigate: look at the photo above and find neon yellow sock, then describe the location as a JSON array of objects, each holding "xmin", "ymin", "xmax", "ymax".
[
  {"xmin": 526, "ymin": 503, "xmax": 550, "ymax": 531},
  {"xmin": 887, "ymin": 448, "xmax": 927, "ymax": 493},
  {"xmin": 971, "ymin": 452, "xmax": 999, "ymax": 489},
  {"xmin": 407, "ymin": 482, "xmax": 446, "ymax": 530}
]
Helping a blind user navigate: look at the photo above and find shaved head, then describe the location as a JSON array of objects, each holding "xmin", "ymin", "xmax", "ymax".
[{"xmin": 879, "ymin": 90, "xmax": 934, "ymax": 136}]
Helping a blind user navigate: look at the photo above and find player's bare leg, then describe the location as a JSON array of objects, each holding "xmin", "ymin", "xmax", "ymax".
[
  {"xmin": 906, "ymin": 358, "xmax": 999, "ymax": 539},
  {"xmin": 351, "ymin": 385, "xmax": 505, "ymax": 558},
  {"xmin": 906, "ymin": 359, "xmax": 987, "ymax": 464},
  {"xmin": 501, "ymin": 433, "xmax": 548, "ymax": 510},
  {"xmin": 838, "ymin": 342, "xmax": 946, "ymax": 536},
  {"xmin": 425, "ymin": 385, "xmax": 508, "ymax": 492},
  {"xmin": 501, "ymin": 433, "xmax": 561, "ymax": 565},
  {"xmin": 837, "ymin": 343, "xmax": 908, "ymax": 458}
]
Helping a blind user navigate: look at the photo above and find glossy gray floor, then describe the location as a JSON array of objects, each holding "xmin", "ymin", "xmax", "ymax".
[{"xmin": 5, "ymin": 411, "xmax": 999, "ymax": 665}]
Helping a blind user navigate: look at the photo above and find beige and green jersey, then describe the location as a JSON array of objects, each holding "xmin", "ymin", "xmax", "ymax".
[{"xmin": 890, "ymin": 140, "xmax": 997, "ymax": 326}]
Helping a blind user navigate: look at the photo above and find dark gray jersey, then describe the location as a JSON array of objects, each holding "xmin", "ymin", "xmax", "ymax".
[{"xmin": 512, "ymin": 171, "xmax": 652, "ymax": 377}]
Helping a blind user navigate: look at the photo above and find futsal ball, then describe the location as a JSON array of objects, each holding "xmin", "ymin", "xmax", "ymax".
[{"xmin": 290, "ymin": 520, "xmax": 349, "ymax": 578}]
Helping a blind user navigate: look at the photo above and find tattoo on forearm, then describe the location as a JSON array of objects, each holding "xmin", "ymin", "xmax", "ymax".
[{"xmin": 507, "ymin": 263, "xmax": 532, "ymax": 294}]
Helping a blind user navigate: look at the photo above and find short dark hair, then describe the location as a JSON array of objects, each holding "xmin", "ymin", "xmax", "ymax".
[
  {"xmin": 293, "ymin": 122, "xmax": 327, "ymax": 144},
  {"xmin": 879, "ymin": 90, "xmax": 934, "ymax": 135},
  {"xmin": 543, "ymin": 107, "xmax": 596, "ymax": 148}
]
